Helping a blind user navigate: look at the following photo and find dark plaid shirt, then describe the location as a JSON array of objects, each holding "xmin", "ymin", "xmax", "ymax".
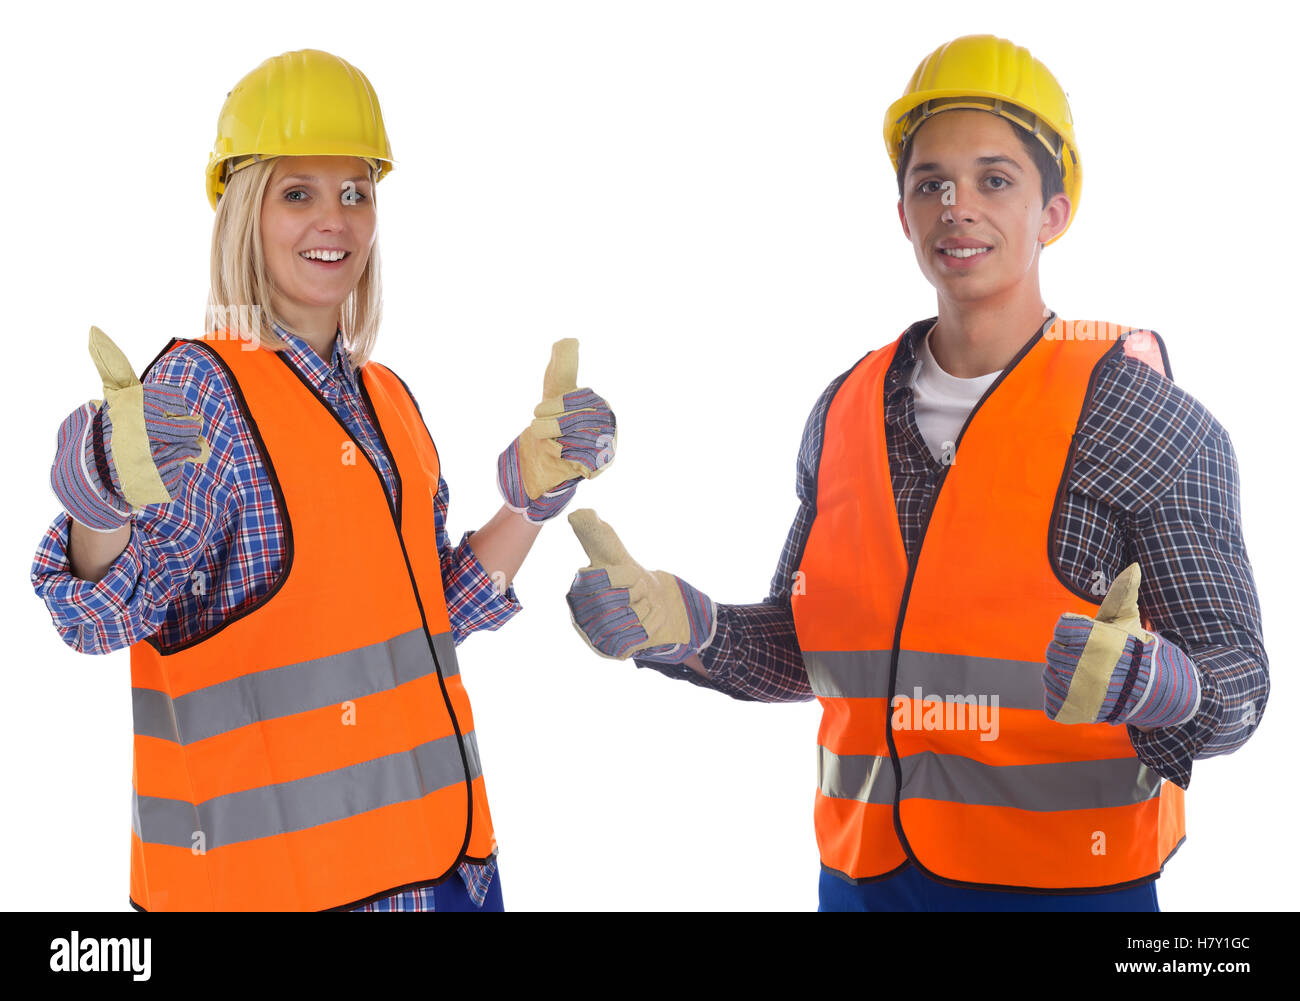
[{"xmin": 637, "ymin": 314, "xmax": 1269, "ymax": 789}]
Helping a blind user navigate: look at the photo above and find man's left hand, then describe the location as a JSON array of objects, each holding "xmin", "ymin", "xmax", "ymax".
[{"xmin": 1043, "ymin": 562, "xmax": 1201, "ymax": 728}]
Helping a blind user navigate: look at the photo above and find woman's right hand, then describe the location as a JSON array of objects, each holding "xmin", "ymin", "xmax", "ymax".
[{"xmin": 49, "ymin": 326, "xmax": 210, "ymax": 532}]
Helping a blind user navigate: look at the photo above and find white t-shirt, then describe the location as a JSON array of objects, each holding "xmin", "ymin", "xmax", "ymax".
[{"xmin": 909, "ymin": 325, "xmax": 1002, "ymax": 465}]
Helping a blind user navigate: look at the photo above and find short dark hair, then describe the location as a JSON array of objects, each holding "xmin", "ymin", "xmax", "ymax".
[{"xmin": 895, "ymin": 112, "xmax": 1066, "ymax": 210}]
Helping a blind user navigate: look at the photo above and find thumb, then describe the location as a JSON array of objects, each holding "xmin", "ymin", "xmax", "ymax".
[
  {"xmin": 1095, "ymin": 562, "xmax": 1147, "ymax": 636},
  {"xmin": 1102, "ymin": 556, "xmax": 1144, "ymax": 629},
  {"xmin": 568, "ymin": 508, "xmax": 641, "ymax": 573},
  {"xmin": 541, "ymin": 338, "xmax": 579, "ymax": 401},
  {"xmin": 88, "ymin": 325, "xmax": 141, "ymax": 394}
]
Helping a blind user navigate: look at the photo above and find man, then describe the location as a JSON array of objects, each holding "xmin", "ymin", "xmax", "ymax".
[{"xmin": 563, "ymin": 34, "xmax": 1268, "ymax": 911}]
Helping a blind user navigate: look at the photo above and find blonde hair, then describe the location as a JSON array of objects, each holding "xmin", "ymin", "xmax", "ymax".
[{"xmin": 205, "ymin": 157, "xmax": 383, "ymax": 371}]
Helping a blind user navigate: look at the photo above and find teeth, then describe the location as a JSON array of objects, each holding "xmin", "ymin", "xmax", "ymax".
[
  {"xmin": 941, "ymin": 247, "xmax": 990, "ymax": 258},
  {"xmin": 300, "ymin": 249, "xmax": 348, "ymax": 262}
]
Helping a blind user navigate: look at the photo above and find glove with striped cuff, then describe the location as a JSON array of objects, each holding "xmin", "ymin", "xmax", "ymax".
[
  {"xmin": 565, "ymin": 508, "xmax": 716, "ymax": 664},
  {"xmin": 498, "ymin": 339, "xmax": 616, "ymax": 524},
  {"xmin": 49, "ymin": 325, "xmax": 210, "ymax": 531},
  {"xmin": 1043, "ymin": 562, "xmax": 1201, "ymax": 728}
]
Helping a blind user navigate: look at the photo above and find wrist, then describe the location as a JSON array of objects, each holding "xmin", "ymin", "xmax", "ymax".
[
  {"xmin": 633, "ymin": 586, "xmax": 716, "ymax": 664},
  {"xmin": 524, "ymin": 478, "xmax": 580, "ymax": 523},
  {"xmin": 497, "ymin": 437, "xmax": 581, "ymax": 523},
  {"xmin": 51, "ymin": 402, "xmax": 130, "ymax": 531},
  {"xmin": 1121, "ymin": 632, "xmax": 1202, "ymax": 728}
]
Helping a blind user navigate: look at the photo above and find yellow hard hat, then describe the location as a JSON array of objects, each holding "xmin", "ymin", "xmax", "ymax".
[
  {"xmin": 883, "ymin": 35, "xmax": 1081, "ymax": 245},
  {"xmin": 205, "ymin": 49, "xmax": 394, "ymax": 210}
]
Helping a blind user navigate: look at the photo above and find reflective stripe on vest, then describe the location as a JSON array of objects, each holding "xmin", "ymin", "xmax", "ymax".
[
  {"xmin": 792, "ymin": 318, "xmax": 1186, "ymax": 891},
  {"xmin": 127, "ymin": 330, "xmax": 496, "ymax": 911}
]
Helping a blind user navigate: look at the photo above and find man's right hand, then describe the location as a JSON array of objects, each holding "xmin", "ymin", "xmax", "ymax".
[
  {"xmin": 49, "ymin": 326, "xmax": 209, "ymax": 531},
  {"xmin": 565, "ymin": 508, "xmax": 715, "ymax": 664}
]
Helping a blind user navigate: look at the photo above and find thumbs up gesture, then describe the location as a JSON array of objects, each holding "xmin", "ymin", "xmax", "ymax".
[
  {"xmin": 497, "ymin": 339, "xmax": 617, "ymax": 524},
  {"xmin": 1043, "ymin": 562, "xmax": 1201, "ymax": 728},
  {"xmin": 50, "ymin": 326, "xmax": 210, "ymax": 531},
  {"xmin": 565, "ymin": 508, "xmax": 715, "ymax": 663}
]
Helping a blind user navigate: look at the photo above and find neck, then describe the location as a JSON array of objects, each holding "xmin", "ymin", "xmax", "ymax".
[
  {"xmin": 272, "ymin": 300, "xmax": 340, "ymax": 364},
  {"xmin": 928, "ymin": 281, "xmax": 1050, "ymax": 378}
]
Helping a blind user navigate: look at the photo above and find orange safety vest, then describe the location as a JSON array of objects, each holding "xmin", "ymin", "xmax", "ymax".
[
  {"xmin": 127, "ymin": 329, "xmax": 496, "ymax": 911},
  {"xmin": 791, "ymin": 317, "xmax": 1185, "ymax": 892}
]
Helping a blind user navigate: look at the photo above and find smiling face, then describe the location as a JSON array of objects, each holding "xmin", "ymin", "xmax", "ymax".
[
  {"xmin": 897, "ymin": 109, "xmax": 1070, "ymax": 308},
  {"xmin": 260, "ymin": 154, "xmax": 376, "ymax": 335}
]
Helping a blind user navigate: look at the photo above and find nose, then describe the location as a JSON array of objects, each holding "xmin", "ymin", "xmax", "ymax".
[
  {"xmin": 313, "ymin": 191, "xmax": 348, "ymax": 232},
  {"xmin": 940, "ymin": 180, "xmax": 979, "ymax": 225}
]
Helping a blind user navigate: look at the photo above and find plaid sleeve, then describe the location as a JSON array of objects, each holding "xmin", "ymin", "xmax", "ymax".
[
  {"xmin": 1124, "ymin": 420, "xmax": 1268, "ymax": 789},
  {"xmin": 30, "ymin": 512, "xmax": 174, "ymax": 655},
  {"xmin": 633, "ymin": 373, "xmax": 851, "ymax": 702},
  {"xmin": 1074, "ymin": 353, "xmax": 1269, "ymax": 790},
  {"xmin": 433, "ymin": 475, "xmax": 522, "ymax": 645}
]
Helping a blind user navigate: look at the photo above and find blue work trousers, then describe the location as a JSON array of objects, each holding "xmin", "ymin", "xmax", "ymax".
[{"xmin": 818, "ymin": 864, "xmax": 1159, "ymax": 912}]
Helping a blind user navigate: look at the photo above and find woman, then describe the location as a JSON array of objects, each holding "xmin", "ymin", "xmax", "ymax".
[{"xmin": 34, "ymin": 48, "xmax": 616, "ymax": 911}]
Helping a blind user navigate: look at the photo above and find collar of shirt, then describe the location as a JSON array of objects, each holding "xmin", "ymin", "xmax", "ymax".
[
  {"xmin": 271, "ymin": 321, "xmax": 360, "ymax": 396},
  {"xmin": 885, "ymin": 311, "xmax": 1059, "ymax": 401},
  {"xmin": 885, "ymin": 318, "xmax": 936, "ymax": 403}
]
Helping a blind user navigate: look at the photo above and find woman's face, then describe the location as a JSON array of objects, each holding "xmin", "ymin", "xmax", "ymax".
[{"xmin": 260, "ymin": 154, "xmax": 376, "ymax": 329}]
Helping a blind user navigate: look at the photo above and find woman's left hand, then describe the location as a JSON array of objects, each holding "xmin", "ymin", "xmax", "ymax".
[{"xmin": 497, "ymin": 338, "xmax": 616, "ymax": 524}]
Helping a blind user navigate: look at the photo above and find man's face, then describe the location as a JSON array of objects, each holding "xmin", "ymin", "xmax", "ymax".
[
  {"xmin": 260, "ymin": 155, "xmax": 376, "ymax": 318},
  {"xmin": 897, "ymin": 109, "xmax": 1069, "ymax": 305}
]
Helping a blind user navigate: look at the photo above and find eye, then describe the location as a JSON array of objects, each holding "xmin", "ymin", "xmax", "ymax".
[
  {"xmin": 987, "ymin": 175, "xmax": 1010, "ymax": 189},
  {"xmin": 285, "ymin": 188, "xmax": 308, "ymax": 202},
  {"xmin": 341, "ymin": 190, "xmax": 369, "ymax": 206},
  {"xmin": 917, "ymin": 179, "xmax": 943, "ymax": 195}
]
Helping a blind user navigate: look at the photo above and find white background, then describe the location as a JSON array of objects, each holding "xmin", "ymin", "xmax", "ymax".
[{"xmin": 2, "ymin": 0, "xmax": 1292, "ymax": 912}]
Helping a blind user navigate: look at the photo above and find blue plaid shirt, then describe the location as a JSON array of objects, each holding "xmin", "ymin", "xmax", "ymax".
[
  {"xmin": 32, "ymin": 323, "xmax": 520, "ymax": 910},
  {"xmin": 637, "ymin": 315, "xmax": 1269, "ymax": 790}
]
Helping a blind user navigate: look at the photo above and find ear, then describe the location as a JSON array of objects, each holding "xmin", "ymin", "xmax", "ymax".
[
  {"xmin": 898, "ymin": 198, "xmax": 911, "ymax": 240},
  {"xmin": 1038, "ymin": 192, "xmax": 1072, "ymax": 245}
]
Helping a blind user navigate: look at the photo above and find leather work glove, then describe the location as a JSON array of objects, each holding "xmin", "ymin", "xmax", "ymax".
[
  {"xmin": 1043, "ymin": 562, "xmax": 1201, "ymax": 728},
  {"xmin": 565, "ymin": 508, "xmax": 715, "ymax": 664},
  {"xmin": 497, "ymin": 338, "xmax": 616, "ymax": 524},
  {"xmin": 49, "ymin": 326, "xmax": 210, "ymax": 531}
]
